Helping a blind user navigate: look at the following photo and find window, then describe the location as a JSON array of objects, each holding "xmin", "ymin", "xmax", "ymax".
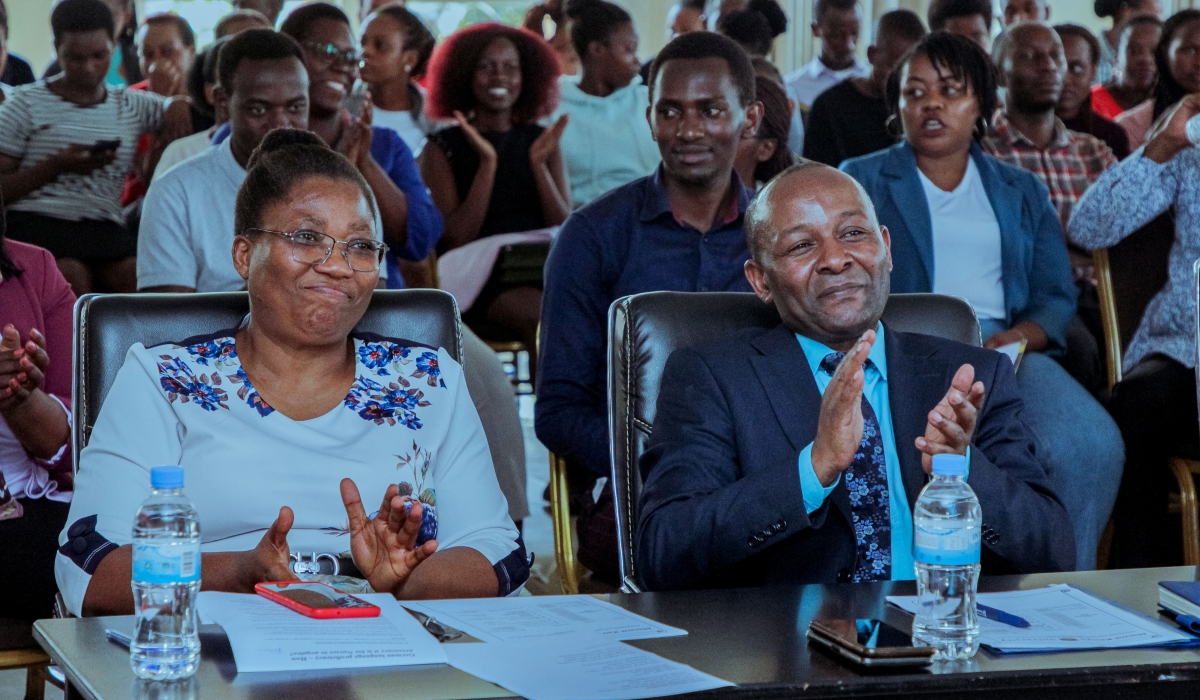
[{"xmin": 406, "ymin": 2, "xmax": 529, "ymax": 42}]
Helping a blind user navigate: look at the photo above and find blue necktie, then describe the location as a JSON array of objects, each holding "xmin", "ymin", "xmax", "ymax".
[{"xmin": 820, "ymin": 352, "xmax": 892, "ymax": 582}]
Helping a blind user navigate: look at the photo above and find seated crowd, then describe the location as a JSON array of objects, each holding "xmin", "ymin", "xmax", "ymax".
[{"xmin": 2, "ymin": 0, "xmax": 1200, "ymax": 633}]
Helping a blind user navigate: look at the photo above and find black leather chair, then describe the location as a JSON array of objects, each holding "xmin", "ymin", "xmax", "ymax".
[
  {"xmin": 607, "ymin": 292, "xmax": 982, "ymax": 592},
  {"xmin": 72, "ymin": 290, "xmax": 462, "ymax": 466}
]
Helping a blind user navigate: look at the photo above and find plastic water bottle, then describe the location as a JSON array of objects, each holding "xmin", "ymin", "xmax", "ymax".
[
  {"xmin": 912, "ymin": 453, "xmax": 982, "ymax": 661},
  {"xmin": 130, "ymin": 466, "xmax": 201, "ymax": 680}
]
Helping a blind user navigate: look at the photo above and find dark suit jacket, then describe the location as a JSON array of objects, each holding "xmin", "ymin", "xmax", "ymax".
[
  {"xmin": 635, "ymin": 323, "xmax": 1076, "ymax": 591},
  {"xmin": 840, "ymin": 142, "xmax": 1077, "ymax": 353}
]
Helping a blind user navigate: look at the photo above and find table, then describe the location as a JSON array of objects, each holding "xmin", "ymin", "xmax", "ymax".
[{"xmin": 35, "ymin": 567, "xmax": 1200, "ymax": 700}]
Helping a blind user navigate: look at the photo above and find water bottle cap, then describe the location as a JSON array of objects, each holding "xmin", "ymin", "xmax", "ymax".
[
  {"xmin": 150, "ymin": 466, "xmax": 184, "ymax": 489},
  {"xmin": 931, "ymin": 454, "xmax": 967, "ymax": 476}
]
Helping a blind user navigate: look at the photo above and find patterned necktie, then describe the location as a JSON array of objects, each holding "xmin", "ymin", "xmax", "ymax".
[{"xmin": 820, "ymin": 352, "xmax": 892, "ymax": 582}]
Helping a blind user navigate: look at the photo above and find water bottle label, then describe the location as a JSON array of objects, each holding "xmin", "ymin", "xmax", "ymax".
[
  {"xmin": 913, "ymin": 528, "xmax": 980, "ymax": 565},
  {"xmin": 132, "ymin": 542, "xmax": 200, "ymax": 584}
]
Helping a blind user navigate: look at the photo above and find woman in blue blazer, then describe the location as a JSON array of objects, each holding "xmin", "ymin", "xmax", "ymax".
[{"xmin": 840, "ymin": 32, "xmax": 1122, "ymax": 572}]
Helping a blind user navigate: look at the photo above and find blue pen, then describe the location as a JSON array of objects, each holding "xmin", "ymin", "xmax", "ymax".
[{"xmin": 977, "ymin": 603, "xmax": 1031, "ymax": 628}]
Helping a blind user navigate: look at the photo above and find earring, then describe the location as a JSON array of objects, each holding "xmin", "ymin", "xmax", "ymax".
[{"xmin": 404, "ymin": 65, "xmax": 412, "ymax": 74}]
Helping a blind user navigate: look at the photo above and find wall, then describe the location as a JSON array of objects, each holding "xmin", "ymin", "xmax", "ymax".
[{"xmin": 7, "ymin": 0, "xmax": 57, "ymax": 77}]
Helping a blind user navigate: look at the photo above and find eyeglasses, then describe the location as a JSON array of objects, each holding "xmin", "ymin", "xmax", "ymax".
[
  {"xmin": 246, "ymin": 228, "xmax": 388, "ymax": 272},
  {"xmin": 302, "ymin": 41, "xmax": 364, "ymax": 69}
]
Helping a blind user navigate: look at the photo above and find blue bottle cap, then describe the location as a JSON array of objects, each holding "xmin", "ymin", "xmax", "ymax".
[
  {"xmin": 150, "ymin": 466, "xmax": 184, "ymax": 489},
  {"xmin": 931, "ymin": 454, "xmax": 967, "ymax": 476}
]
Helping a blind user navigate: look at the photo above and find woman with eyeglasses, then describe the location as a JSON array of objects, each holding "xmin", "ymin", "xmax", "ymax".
[
  {"xmin": 55, "ymin": 129, "xmax": 528, "ymax": 617},
  {"xmin": 276, "ymin": 2, "xmax": 443, "ymax": 289}
]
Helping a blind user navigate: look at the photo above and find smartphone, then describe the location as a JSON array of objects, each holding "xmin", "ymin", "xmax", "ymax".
[
  {"xmin": 807, "ymin": 619, "xmax": 936, "ymax": 668},
  {"xmin": 255, "ymin": 581, "xmax": 381, "ymax": 619},
  {"xmin": 90, "ymin": 139, "xmax": 121, "ymax": 154}
]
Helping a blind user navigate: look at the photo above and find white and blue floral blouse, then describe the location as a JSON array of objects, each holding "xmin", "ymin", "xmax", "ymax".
[{"xmin": 55, "ymin": 330, "xmax": 526, "ymax": 616}]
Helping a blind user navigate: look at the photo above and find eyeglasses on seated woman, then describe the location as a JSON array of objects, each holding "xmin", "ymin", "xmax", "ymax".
[{"xmin": 55, "ymin": 129, "xmax": 528, "ymax": 617}]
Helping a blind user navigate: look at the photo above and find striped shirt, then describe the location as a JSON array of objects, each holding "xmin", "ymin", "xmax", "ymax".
[{"xmin": 0, "ymin": 82, "xmax": 164, "ymax": 223}]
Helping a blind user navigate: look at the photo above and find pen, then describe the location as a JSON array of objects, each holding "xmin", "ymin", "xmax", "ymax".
[
  {"xmin": 105, "ymin": 628, "xmax": 132, "ymax": 650},
  {"xmin": 977, "ymin": 603, "xmax": 1031, "ymax": 628}
]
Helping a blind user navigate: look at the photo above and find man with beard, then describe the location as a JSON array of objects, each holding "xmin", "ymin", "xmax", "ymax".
[
  {"xmin": 982, "ymin": 22, "xmax": 1116, "ymax": 398},
  {"xmin": 536, "ymin": 32, "xmax": 762, "ymax": 586}
]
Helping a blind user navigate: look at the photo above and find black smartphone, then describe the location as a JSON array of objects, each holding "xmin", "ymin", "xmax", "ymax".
[
  {"xmin": 90, "ymin": 139, "xmax": 121, "ymax": 154},
  {"xmin": 807, "ymin": 619, "xmax": 936, "ymax": 668}
]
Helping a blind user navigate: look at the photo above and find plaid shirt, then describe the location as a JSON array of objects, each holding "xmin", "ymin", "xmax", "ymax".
[{"xmin": 982, "ymin": 112, "xmax": 1117, "ymax": 232}]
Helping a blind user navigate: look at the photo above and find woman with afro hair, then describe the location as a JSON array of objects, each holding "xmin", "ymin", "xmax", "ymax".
[{"xmin": 422, "ymin": 22, "xmax": 570, "ymax": 368}]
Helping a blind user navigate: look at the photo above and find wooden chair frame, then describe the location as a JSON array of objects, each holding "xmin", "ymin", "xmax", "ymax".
[
  {"xmin": 0, "ymin": 647, "xmax": 52, "ymax": 700},
  {"xmin": 1094, "ymin": 250, "xmax": 1200, "ymax": 565}
]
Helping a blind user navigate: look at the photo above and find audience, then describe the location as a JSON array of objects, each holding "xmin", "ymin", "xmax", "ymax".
[
  {"xmin": 636, "ymin": 163, "xmax": 1075, "ymax": 590},
  {"xmin": 278, "ymin": 2, "xmax": 442, "ymax": 289},
  {"xmin": 359, "ymin": 4, "xmax": 438, "ymax": 157},
  {"xmin": 232, "ymin": 0, "xmax": 285, "ymax": 26},
  {"xmin": 0, "ymin": 8, "xmax": 11, "ymax": 100},
  {"xmin": 214, "ymin": 8, "xmax": 273, "ymax": 38},
  {"xmin": 1116, "ymin": 9, "xmax": 1200, "ymax": 148},
  {"xmin": 549, "ymin": 0, "xmax": 658, "ymax": 209},
  {"xmin": 152, "ymin": 38, "xmax": 226, "ymax": 181},
  {"xmin": 58, "ymin": 129, "xmax": 528, "ymax": 617},
  {"xmin": 803, "ymin": 9, "xmax": 925, "ymax": 167},
  {"xmin": 784, "ymin": 0, "xmax": 867, "ymax": 117},
  {"xmin": 984, "ymin": 22, "xmax": 1116, "ymax": 397},
  {"xmin": 0, "ymin": 229, "xmax": 75, "ymax": 622},
  {"xmin": 719, "ymin": 0, "xmax": 788, "ymax": 59},
  {"xmin": 0, "ymin": 4, "xmax": 34, "ymax": 89},
  {"xmin": 0, "ymin": 0, "xmax": 190, "ymax": 296},
  {"xmin": 928, "ymin": 0, "xmax": 992, "ymax": 51},
  {"xmin": 537, "ymin": 32, "xmax": 762, "ymax": 584},
  {"xmin": 734, "ymin": 74, "xmax": 792, "ymax": 188},
  {"xmin": 1054, "ymin": 23, "xmax": 1131, "ymax": 159},
  {"xmin": 1094, "ymin": 0, "xmax": 1162, "ymax": 85},
  {"xmin": 43, "ymin": 0, "xmax": 143, "ymax": 87},
  {"xmin": 1068, "ymin": 92, "xmax": 1200, "ymax": 568},
  {"xmin": 137, "ymin": 29, "xmax": 311, "ymax": 292},
  {"xmin": 668, "ymin": 0, "xmax": 708, "ymax": 39},
  {"xmin": 1003, "ymin": 0, "xmax": 1049, "ymax": 26},
  {"xmin": 422, "ymin": 23, "xmax": 568, "ymax": 360},
  {"xmin": 841, "ymin": 32, "xmax": 1123, "ymax": 571},
  {"xmin": 1090, "ymin": 15, "xmax": 1160, "ymax": 120},
  {"xmin": 524, "ymin": 0, "xmax": 578, "ymax": 77}
]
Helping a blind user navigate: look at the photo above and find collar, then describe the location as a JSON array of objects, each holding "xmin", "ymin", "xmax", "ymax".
[
  {"xmin": 990, "ymin": 110, "xmax": 1071, "ymax": 150},
  {"xmin": 638, "ymin": 166, "xmax": 753, "ymax": 228},
  {"xmin": 795, "ymin": 321, "xmax": 889, "ymax": 382}
]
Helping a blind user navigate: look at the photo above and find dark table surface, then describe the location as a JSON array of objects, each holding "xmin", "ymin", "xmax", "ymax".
[{"xmin": 35, "ymin": 566, "xmax": 1200, "ymax": 700}]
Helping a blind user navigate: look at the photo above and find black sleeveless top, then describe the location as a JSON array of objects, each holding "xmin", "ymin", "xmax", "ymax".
[{"xmin": 430, "ymin": 123, "xmax": 546, "ymax": 241}]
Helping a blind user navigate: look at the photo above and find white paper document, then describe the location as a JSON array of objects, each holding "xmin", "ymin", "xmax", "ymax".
[
  {"xmin": 887, "ymin": 584, "xmax": 1197, "ymax": 653},
  {"xmin": 198, "ymin": 592, "xmax": 447, "ymax": 672},
  {"xmin": 444, "ymin": 636, "xmax": 734, "ymax": 700},
  {"xmin": 401, "ymin": 595, "xmax": 687, "ymax": 643}
]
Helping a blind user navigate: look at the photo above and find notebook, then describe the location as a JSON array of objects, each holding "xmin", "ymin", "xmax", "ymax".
[{"xmin": 1159, "ymin": 581, "xmax": 1200, "ymax": 619}]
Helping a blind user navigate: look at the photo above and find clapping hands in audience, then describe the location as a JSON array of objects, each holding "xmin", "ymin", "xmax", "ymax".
[
  {"xmin": 1145, "ymin": 93, "xmax": 1200, "ymax": 164},
  {"xmin": 0, "ymin": 324, "xmax": 49, "ymax": 413},
  {"xmin": 147, "ymin": 59, "xmax": 188, "ymax": 97},
  {"xmin": 341, "ymin": 478, "xmax": 438, "ymax": 596},
  {"xmin": 529, "ymin": 113, "xmax": 568, "ymax": 167},
  {"xmin": 915, "ymin": 364, "xmax": 985, "ymax": 473},
  {"xmin": 452, "ymin": 110, "xmax": 498, "ymax": 164},
  {"xmin": 335, "ymin": 95, "xmax": 375, "ymax": 168},
  {"xmin": 810, "ymin": 329, "xmax": 874, "ymax": 487}
]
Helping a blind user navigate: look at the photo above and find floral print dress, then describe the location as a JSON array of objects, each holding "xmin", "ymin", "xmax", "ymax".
[{"xmin": 55, "ymin": 330, "xmax": 525, "ymax": 616}]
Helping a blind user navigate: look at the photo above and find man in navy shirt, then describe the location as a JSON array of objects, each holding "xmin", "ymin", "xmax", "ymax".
[{"xmin": 535, "ymin": 31, "xmax": 763, "ymax": 583}]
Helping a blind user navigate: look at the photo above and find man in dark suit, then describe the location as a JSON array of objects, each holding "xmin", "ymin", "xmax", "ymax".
[{"xmin": 636, "ymin": 163, "xmax": 1075, "ymax": 591}]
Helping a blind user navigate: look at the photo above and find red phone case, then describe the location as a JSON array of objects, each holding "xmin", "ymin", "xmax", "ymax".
[{"xmin": 255, "ymin": 582, "xmax": 381, "ymax": 619}]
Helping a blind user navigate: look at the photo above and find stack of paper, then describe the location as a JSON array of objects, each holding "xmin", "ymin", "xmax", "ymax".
[{"xmin": 887, "ymin": 584, "xmax": 1199, "ymax": 653}]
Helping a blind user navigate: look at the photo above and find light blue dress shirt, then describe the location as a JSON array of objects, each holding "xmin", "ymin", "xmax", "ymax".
[{"xmin": 795, "ymin": 323, "xmax": 916, "ymax": 581}]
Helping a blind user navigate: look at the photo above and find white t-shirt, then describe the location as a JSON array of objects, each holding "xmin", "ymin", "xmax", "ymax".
[
  {"xmin": 55, "ymin": 331, "xmax": 523, "ymax": 616},
  {"xmin": 372, "ymin": 108, "xmax": 428, "ymax": 157},
  {"xmin": 152, "ymin": 129, "xmax": 214, "ymax": 182},
  {"xmin": 919, "ymin": 157, "xmax": 1006, "ymax": 321},
  {"xmin": 0, "ymin": 82, "xmax": 164, "ymax": 223},
  {"xmin": 138, "ymin": 139, "xmax": 384, "ymax": 291}
]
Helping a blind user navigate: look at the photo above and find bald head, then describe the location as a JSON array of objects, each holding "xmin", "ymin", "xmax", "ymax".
[
  {"xmin": 743, "ymin": 163, "xmax": 892, "ymax": 347},
  {"xmin": 745, "ymin": 163, "xmax": 879, "ymax": 264}
]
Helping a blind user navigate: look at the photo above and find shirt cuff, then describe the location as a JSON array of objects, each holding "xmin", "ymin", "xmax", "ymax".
[{"xmin": 798, "ymin": 443, "xmax": 839, "ymax": 514}]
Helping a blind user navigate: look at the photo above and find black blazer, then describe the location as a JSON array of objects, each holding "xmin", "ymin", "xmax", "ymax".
[{"xmin": 636, "ymin": 323, "xmax": 1076, "ymax": 591}]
